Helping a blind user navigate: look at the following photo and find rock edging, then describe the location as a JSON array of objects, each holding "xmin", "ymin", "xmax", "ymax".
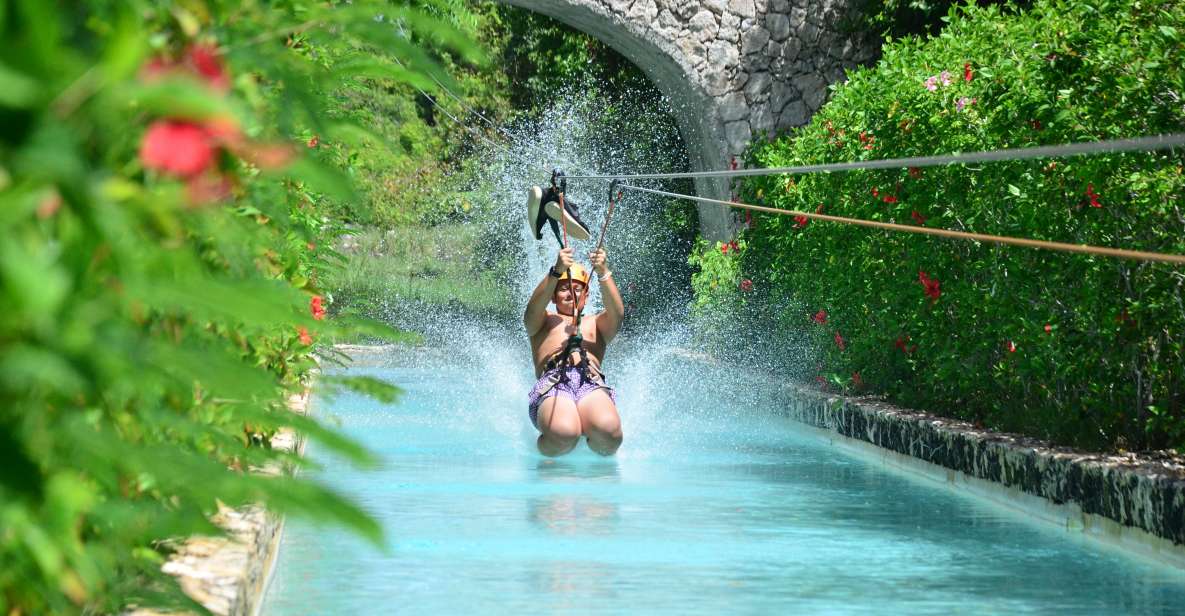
[
  {"xmin": 774, "ymin": 384, "xmax": 1185, "ymax": 565},
  {"xmin": 127, "ymin": 389, "xmax": 309, "ymax": 616}
]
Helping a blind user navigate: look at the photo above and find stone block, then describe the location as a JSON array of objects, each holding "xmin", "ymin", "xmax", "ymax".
[
  {"xmin": 707, "ymin": 40, "xmax": 739, "ymax": 69},
  {"xmin": 770, "ymin": 0, "xmax": 789, "ymax": 10},
  {"xmin": 718, "ymin": 92, "xmax": 750, "ymax": 122},
  {"xmin": 731, "ymin": 69, "xmax": 750, "ymax": 90},
  {"xmin": 789, "ymin": 7, "xmax": 807, "ymax": 29},
  {"xmin": 744, "ymin": 70, "xmax": 770, "ymax": 101},
  {"xmin": 769, "ymin": 80, "xmax": 799, "ymax": 113},
  {"xmin": 741, "ymin": 26, "xmax": 771, "ymax": 55},
  {"xmin": 689, "ymin": 9, "xmax": 718, "ymax": 42},
  {"xmin": 724, "ymin": 119, "xmax": 752, "ymax": 153},
  {"xmin": 728, "ymin": 0, "xmax": 757, "ymax": 18},
  {"xmin": 658, "ymin": 9, "xmax": 680, "ymax": 32},
  {"xmin": 627, "ymin": 0, "xmax": 659, "ymax": 23},
  {"xmin": 766, "ymin": 13, "xmax": 791, "ymax": 41},
  {"xmin": 703, "ymin": 69, "xmax": 731, "ymax": 96},
  {"xmin": 750, "ymin": 104, "xmax": 774, "ymax": 133},
  {"xmin": 705, "ymin": 0, "xmax": 729, "ymax": 14},
  {"xmin": 779, "ymin": 99, "xmax": 808, "ymax": 127}
]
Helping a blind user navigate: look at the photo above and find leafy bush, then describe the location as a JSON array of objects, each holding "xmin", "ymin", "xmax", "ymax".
[
  {"xmin": 0, "ymin": 1, "xmax": 478, "ymax": 612},
  {"xmin": 728, "ymin": 0, "xmax": 1185, "ymax": 450}
]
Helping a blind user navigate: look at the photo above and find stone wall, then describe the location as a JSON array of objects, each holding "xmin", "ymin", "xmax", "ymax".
[
  {"xmin": 499, "ymin": 0, "xmax": 881, "ymax": 239},
  {"xmin": 126, "ymin": 391, "xmax": 308, "ymax": 616}
]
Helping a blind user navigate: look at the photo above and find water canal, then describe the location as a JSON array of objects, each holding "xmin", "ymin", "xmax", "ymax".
[{"xmin": 262, "ymin": 338, "xmax": 1185, "ymax": 615}]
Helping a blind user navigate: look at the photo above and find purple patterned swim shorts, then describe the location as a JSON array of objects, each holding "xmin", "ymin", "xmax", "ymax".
[{"xmin": 527, "ymin": 365, "xmax": 616, "ymax": 429}]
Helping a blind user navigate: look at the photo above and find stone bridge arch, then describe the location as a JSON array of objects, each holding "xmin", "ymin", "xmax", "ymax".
[{"xmin": 497, "ymin": 0, "xmax": 878, "ymax": 239}]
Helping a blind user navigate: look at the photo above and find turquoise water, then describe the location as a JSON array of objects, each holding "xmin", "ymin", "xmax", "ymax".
[{"xmin": 263, "ymin": 345, "xmax": 1185, "ymax": 615}]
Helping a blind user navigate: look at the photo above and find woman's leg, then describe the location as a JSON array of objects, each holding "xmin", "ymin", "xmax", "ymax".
[
  {"xmin": 576, "ymin": 390, "xmax": 622, "ymax": 456},
  {"xmin": 535, "ymin": 395, "xmax": 582, "ymax": 457}
]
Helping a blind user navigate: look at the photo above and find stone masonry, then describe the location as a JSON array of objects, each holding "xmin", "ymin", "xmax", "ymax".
[{"xmin": 499, "ymin": 0, "xmax": 880, "ymax": 239}]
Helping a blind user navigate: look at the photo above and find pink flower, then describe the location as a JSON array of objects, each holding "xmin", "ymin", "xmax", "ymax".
[
  {"xmin": 956, "ymin": 96, "xmax": 976, "ymax": 112},
  {"xmin": 140, "ymin": 120, "xmax": 216, "ymax": 178},
  {"xmin": 924, "ymin": 76, "xmax": 938, "ymax": 91},
  {"xmin": 813, "ymin": 309, "xmax": 828, "ymax": 325},
  {"xmin": 834, "ymin": 331, "xmax": 846, "ymax": 351},
  {"xmin": 940, "ymin": 71, "xmax": 952, "ymax": 86},
  {"xmin": 739, "ymin": 279, "xmax": 753, "ymax": 292}
]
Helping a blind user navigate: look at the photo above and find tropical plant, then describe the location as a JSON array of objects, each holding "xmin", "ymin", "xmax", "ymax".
[
  {"xmin": 700, "ymin": 0, "xmax": 1185, "ymax": 450},
  {"xmin": 0, "ymin": 1, "xmax": 481, "ymax": 612}
]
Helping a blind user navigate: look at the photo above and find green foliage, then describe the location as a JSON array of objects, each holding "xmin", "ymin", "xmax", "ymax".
[
  {"xmin": 736, "ymin": 0, "xmax": 1185, "ymax": 450},
  {"xmin": 484, "ymin": 4, "xmax": 656, "ymax": 113},
  {"xmin": 326, "ymin": 225, "xmax": 517, "ymax": 326},
  {"xmin": 0, "ymin": 1, "xmax": 477, "ymax": 612}
]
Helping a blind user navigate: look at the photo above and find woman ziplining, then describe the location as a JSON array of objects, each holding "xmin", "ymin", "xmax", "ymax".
[{"xmin": 522, "ymin": 171, "xmax": 626, "ymax": 457}]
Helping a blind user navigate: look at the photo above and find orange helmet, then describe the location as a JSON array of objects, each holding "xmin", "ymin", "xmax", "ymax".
[{"xmin": 557, "ymin": 264, "xmax": 591, "ymax": 286}]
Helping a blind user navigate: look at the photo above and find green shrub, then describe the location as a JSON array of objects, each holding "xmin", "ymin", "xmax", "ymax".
[
  {"xmin": 0, "ymin": 2, "xmax": 477, "ymax": 612},
  {"xmin": 731, "ymin": 0, "xmax": 1185, "ymax": 450}
]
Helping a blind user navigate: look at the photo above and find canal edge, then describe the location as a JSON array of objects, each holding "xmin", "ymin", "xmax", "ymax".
[{"xmin": 773, "ymin": 384, "xmax": 1185, "ymax": 571}]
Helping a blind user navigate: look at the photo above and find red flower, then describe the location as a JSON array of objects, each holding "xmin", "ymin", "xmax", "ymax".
[
  {"xmin": 298, "ymin": 326, "xmax": 313, "ymax": 346},
  {"xmin": 908, "ymin": 166, "xmax": 922, "ymax": 179},
  {"xmin": 910, "ymin": 210, "xmax": 927, "ymax": 225},
  {"xmin": 310, "ymin": 295, "xmax": 327, "ymax": 320},
  {"xmin": 308, "ymin": 135, "xmax": 320, "ymax": 149},
  {"xmin": 882, "ymin": 195, "xmax": 898, "ymax": 204},
  {"xmin": 963, "ymin": 62, "xmax": 973, "ymax": 83},
  {"xmin": 744, "ymin": 211, "xmax": 753, "ymax": 227},
  {"xmin": 1006, "ymin": 340, "xmax": 1017, "ymax": 353},
  {"xmin": 871, "ymin": 186, "xmax": 879, "ymax": 198},
  {"xmin": 720, "ymin": 242, "xmax": 730, "ymax": 254},
  {"xmin": 185, "ymin": 43, "xmax": 231, "ymax": 93},
  {"xmin": 1086, "ymin": 183, "xmax": 1102, "ymax": 208},
  {"xmin": 730, "ymin": 156, "xmax": 738, "ymax": 170},
  {"xmin": 794, "ymin": 214, "xmax": 809, "ymax": 229},
  {"xmin": 729, "ymin": 240, "xmax": 739, "ymax": 252},
  {"xmin": 813, "ymin": 309, "xmax": 828, "ymax": 325},
  {"xmin": 894, "ymin": 335, "xmax": 916, "ymax": 354},
  {"xmin": 851, "ymin": 371, "xmax": 863, "ymax": 388},
  {"xmin": 918, "ymin": 270, "xmax": 941, "ymax": 302},
  {"xmin": 1044, "ymin": 324, "xmax": 1052, "ymax": 334},
  {"xmin": 140, "ymin": 120, "xmax": 216, "ymax": 178},
  {"xmin": 739, "ymin": 279, "xmax": 753, "ymax": 292},
  {"xmin": 834, "ymin": 331, "xmax": 846, "ymax": 350}
]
